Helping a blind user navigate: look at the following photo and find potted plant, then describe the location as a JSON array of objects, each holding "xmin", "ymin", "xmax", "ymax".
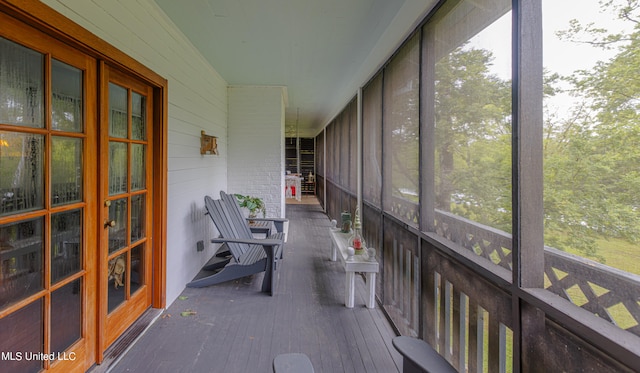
[{"xmin": 234, "ymin": 194, "xmax": 266, "ymax": 220}]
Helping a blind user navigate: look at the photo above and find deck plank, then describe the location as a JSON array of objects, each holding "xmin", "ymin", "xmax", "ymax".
[{"xmin": 109, "ymin": 203, "xmax": 401, "ymax": 373}]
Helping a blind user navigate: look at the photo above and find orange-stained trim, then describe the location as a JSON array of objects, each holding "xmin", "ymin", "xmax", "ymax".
[
  {"xmin": 96, "ymin": 60, "xmax": 109, "ymax": 363},
  {"xmin": 152, "ymin": 82, "xmax": 168, "ymax": 309},
  {"xmin": 83, "ymin": 54, "xmax": 100, "ymax": 370}
]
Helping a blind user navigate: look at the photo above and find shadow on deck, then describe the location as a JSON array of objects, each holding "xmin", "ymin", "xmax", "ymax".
[{"xmin": 109, "ymin": 202, "xmax": 402, "ymax": 373}]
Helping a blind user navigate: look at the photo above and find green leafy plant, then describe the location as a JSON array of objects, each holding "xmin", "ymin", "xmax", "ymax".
[{"xmin": 234, "ymin": 194, "xmax": 266, "ymax": 218}]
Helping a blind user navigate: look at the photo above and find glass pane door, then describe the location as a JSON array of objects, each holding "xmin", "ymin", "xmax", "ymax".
[
  {"xmin": 0, "ymin": 34, "xmax": 94, "ymax": 372},
  {"xmin": 102, "ymin": 68, "xmax": 152, "ymax": 347},
  {"xmin": 106, "ymin": 82, "xmax": 148, "ymax": 312}
]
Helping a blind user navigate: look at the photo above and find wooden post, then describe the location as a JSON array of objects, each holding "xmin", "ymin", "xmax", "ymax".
[{"xmin": 512, "ymin": 0, "xmax": 544, "ymax": 371}]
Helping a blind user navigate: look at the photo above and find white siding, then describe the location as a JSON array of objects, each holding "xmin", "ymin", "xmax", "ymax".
[
  {"xmin": 228, "ymin": 86, "xmax": 286, "ymax": 218},
  {"xmin": 41, "ymin": 0, "xmax": 229, "ymax": 306}
]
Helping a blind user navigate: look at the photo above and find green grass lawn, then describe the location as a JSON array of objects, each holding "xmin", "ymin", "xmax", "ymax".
[
  {"xmin": 559, "ymin": 235, "xmax": 640, "ymax": 276},
  {"xmin": 552, "ymin": 235, "xmax": 639, "ymax": 330}
]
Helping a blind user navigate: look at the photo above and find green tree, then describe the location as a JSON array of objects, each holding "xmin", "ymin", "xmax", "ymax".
[
  {"xmin": 387, "ymin": 37, "xmax": 420, "ymax": 205},
  {"xmin": 435, "ymin": 44, "xmax": 512, "ymax": 232},
  {"xmin": 545, "ymin": 0, "xmax": 640, "ymax": 259}
]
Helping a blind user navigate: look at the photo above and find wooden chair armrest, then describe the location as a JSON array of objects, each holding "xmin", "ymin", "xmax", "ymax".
[
  {"xmin": 211, "ymin": 237, "xmax": 282, "ymax": 246},
  {"xmin": 246, "ymin": 218, "xmax": 288, "ymax": 233},
  {"xmin": 247, "ymin": 217, "xmax": 288, "ymax": 223}
]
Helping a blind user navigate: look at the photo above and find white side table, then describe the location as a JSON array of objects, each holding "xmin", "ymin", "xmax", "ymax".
[{"xmin": 328, "ymin": 228, "xmax": 379, "ymax": 308}]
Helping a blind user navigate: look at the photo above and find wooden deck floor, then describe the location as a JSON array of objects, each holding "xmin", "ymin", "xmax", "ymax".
[{"xmin": 109, "ymin": 203, "xmax": 402, "ymax": 373}]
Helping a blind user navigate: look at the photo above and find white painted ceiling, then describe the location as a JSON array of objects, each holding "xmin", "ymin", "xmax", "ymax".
[{"xmin": 154, "ymin": 0, "xmax": 431, "ymax": 137}]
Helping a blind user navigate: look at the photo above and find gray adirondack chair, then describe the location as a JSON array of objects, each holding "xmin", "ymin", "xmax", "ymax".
[
  {"xmin": 220, "ymin": 191, "xmax": 288, "ymax": 254},
  {"xmin": 186, "ymin": 196, "xmax": 284, "ymax": 295}
]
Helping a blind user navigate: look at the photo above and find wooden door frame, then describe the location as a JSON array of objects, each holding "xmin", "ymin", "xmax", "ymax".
[{"xmin": 0, "ymin": 0, "xmax": 168, "ymax": 364}]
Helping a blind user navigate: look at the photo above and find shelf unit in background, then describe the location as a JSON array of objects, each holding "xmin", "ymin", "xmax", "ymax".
[
  {"xmin": 299, "ymin": 138, "xmax": 315, "ymax": 194},
  {"xmin": 285, "ymin": 137, "xmax": 298, "ymax": 175},
  {"xmin": 284, "ymin": 137, "xmax": 315, "ymax": 194}
]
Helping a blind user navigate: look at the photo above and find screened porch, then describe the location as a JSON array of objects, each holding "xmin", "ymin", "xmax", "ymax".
[{"xmin": 114, "ymin": 0, "xmax": 640, "ymax": 371}]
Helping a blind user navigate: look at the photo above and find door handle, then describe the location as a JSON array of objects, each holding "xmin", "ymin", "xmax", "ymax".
[{"xmin": 104, "ymin": 220, "xmax": 116, "ymax": 228}]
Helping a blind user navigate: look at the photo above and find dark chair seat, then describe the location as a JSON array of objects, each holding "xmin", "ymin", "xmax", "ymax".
[
  {"xmin": 273, "ymin": 353, "xmax": 314, "ymax": 373},
  {"xmin": 392, "ymin": 336, "xmax": 457, "ymax": 373}
]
